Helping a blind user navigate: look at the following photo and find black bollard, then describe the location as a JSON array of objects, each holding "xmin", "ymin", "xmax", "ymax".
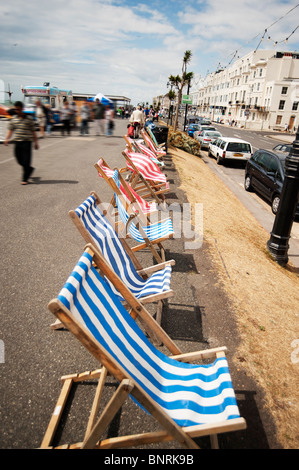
[{"xmin": 267, "ymin": 126, "xmax": 299, "ymax": 266}]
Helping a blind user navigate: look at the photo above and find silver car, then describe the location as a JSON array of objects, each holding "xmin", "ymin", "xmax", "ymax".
[
  {"xmin": 194, "ymin": 125, "xmax": 216, "ymax": 140},
  {"xmin": 196, "ymin": 130, "xmax": 222, "ymax": 150}
]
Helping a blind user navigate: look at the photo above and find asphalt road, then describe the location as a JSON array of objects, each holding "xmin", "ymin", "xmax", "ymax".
[
  {"xmin": 0, "ymin": 119, "xmax": 285, "ymax": 450},
  {"xmin": 191, "ymin": 123, "xmax": 299, "ymax": 269}
]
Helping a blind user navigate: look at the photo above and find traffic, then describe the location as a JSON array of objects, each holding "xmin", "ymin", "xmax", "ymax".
[{"xmin": 184, "ymin": 114, "xmax": 297, "ymax": 219}]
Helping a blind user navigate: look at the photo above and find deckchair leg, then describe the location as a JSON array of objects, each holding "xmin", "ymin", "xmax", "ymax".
[
  {"xmin": 84, "ymin": 367, "xmax": 108, "ymax": 440},
  {"xmin": 210, "ymin": 434, "xmax": 219, "ymax": 449},
  {"xmin": 40, "ymin": 369, "xmax": 104, "ymax": 449},
  {"xmin": 81, "ymin": 379, "xmax": 134, "ymax": 449},
  {"xmin": 50, "ymin": 318, "xmax": 64, "ymax": 330},
  {"xmin": 40, "ymin": 377, "xmax": 73, "ymax": 448},
  {"xmin": 156, "ymin": 299, "xmax": 163, "ymax": 327}
]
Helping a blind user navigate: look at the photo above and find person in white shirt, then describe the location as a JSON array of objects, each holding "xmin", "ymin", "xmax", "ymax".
[{"xmin": 130, "ymin": 106, "xmax": 144, "ymax": 138}]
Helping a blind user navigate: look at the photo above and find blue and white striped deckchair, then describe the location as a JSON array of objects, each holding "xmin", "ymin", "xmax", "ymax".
[
  {"xmin": 44, "ymin": 247, "xmax": 246, "ymax": 449},
  {"xmin": 111, "ymin": 170, "xmax": 173, "ymax": 262},
  {"xmin": 69, "ymin": 193, "xmax": 174, "ymax": 305}
]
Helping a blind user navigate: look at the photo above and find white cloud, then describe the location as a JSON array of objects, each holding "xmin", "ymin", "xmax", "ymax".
[{"xmin": 1, "ymin": 0, "xmax": 299, "ymax": 105}]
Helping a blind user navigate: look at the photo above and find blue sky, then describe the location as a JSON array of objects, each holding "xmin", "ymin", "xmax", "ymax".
[{"xmin": 1, "ymin": 0, "xmax": 298, "ymax": 105}]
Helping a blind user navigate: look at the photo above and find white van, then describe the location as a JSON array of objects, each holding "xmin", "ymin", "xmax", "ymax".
[{"xmin": 208, "ymin": 137, "xmax": 253, "ymax": 164}]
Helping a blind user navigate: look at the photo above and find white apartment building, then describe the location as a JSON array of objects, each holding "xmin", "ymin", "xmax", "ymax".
[{"xmin": 190, "ymin": 50, "xmax": 299, "ymax": 131}]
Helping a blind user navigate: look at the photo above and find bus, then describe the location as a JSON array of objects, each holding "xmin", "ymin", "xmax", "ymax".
[{"xmin": 21, "ymin": 82, "xmax": 73, "ymax": 124}]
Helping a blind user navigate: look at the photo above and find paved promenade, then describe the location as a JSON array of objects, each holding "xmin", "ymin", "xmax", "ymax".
[{"xmin": 0, "ymin": 118, "xmax": 290, "ymax": 450}]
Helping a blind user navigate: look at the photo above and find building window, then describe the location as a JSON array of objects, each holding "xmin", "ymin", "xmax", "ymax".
[
  {"xmin": 259, "ymin": 68, "xmax": 263, "ymax": 77},
  {"xmin": 292, "ymin": 102, "xmax": 298, "ymax": 111},
  {"xmin": 281, "ymin": 87, "xmax": 288, "ymax": 95},
  {"xmin": 276, "ymin": 115, "xmax": 282, "ymax": 125},
  {"xmin": 279, "ymin": 100, "xmax": 285, "ymax": 110}
]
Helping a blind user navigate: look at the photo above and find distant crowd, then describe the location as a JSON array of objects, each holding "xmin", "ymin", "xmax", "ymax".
[{"xmin": 3, "ymin": 98, "xmax": 164, "ymax": 185}]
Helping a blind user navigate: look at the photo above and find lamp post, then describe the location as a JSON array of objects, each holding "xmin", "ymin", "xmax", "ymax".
[
  {"xmin": 267, "ymin": 126, "xmax": 299, "ymax": 266},
  {"xmin": 183, "ymin": 80, "xmax": 191, "ymax": 133}
]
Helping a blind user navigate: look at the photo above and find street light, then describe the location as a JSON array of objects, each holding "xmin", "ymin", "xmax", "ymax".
[
  {"xmin": 183, "ymin": 79, "xmax": 191, "ymax": 133},
  {"xmin": 266, "ymin": 126, "xmax": 299, "ymax": 266}
]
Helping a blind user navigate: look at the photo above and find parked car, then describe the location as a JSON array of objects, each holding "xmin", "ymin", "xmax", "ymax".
[
  {"xmin": 208, "ymin": 137, "xmax": 253, "ymax": 165},
  {"xmin": 244, "ymin": 149, "xmax": 299, "ymax": 216},
  {"xmin": 196, "ymin": 130, "xmax": 222, "ymax": 149},
  {"xmin": 194, "ymin": 125, "xmax": 216, "ymax": 140},
  {"xmin": 185, "ymin": 115, "xmax": 200, "ymax": 129},
  {"xmin": 187, "ymin": 123, "xmax": 201, "ymax": 137},
  {"xmin": 200, "ymin": 118, "xmax": 211, "ymax": 125},
  {"xmin": 272, "ymin": 143, "xmax": 292, "ymax": 153}
]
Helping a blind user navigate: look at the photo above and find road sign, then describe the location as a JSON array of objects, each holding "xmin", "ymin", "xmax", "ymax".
[{"xmin": 182, "ymin": 94, "xmax": 192, "ymax": 104}]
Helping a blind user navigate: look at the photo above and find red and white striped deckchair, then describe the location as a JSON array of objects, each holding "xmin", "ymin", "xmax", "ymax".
[
  {"xmin": 95, "ymin": 158, "xmax": 157, "ymax": 217},
  {"xmin": 122, "ymin": 148, "xmax": 169, "ymax": 201},
  {"xmin": 123, "ymin": 135, "xmax": 165, "ymax": 168},
  {"xmin": 141, "ymin": 128, "xmax": 166, "ymax": 158}
]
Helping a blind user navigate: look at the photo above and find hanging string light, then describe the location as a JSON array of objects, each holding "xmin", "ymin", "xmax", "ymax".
[{"xmin": 212, "ymin": 3, "xmax": 299, "ymax": 71}]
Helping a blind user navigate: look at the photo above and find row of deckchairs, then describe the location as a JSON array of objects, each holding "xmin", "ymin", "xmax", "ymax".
[{"xmin": 42, "ymin": 127, "xmax": 246, "ymax": 449}]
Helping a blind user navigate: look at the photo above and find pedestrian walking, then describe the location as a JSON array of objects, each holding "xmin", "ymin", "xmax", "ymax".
[
  {"xmin": 93, "ymin": 98, "xmax": 105, "ymax": 135},
  {"xmin": 45, "ymin": 104, "xmax": 54, "ymax": 135},
  {"xmin": 80, "ymin": 101, "xmax": 90, "ymax": 135},
  {"xmin": 35, "ymin": 100, "xmax": 47, "ymax": 138},
  {"xmin": 60, "ymin": 100, "xmax": 72, "ymax": 136},
  {"xmin": 70, "ymin": 101, "xmax": 78, "ymax": 129},
  {"xmin": 4, "ymin": 101, "xmax": 39, "ymax": 185},
  {"xmin": 105, "ymin": 105, "xmax": 114, "ymax": 136}
]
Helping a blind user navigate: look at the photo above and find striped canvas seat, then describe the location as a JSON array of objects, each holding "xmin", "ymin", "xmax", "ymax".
[
  {"xmin": 124, "ymin": 135, "xmax": 164, "ymax": 168},
  {"xmin": 141, "ymin": 128, "xmax": 166, "ymax": 157},
  {"xmin": 72, "ymin": 194, "xmax": 172, "ymax": 302},
  {"xmin": 112, "ymin": 170, "xmax": 173, "ymax": 245},
  {"xmin": 147, "ymin": 127, "xmax": 167, "ymax": 152},
  {"xmin": 124, "ymin": 148, "xmax": 169, "ymax": 188},
  {"xmin": 135, "ymin": 141, "xmax": 165, "ymax": 168},
  {"xmin": 96, "ymin": 158, "xmax": 157, "ymax": 215},
  {"xmin": 43, "ymin": 247, "xmax": 245, "ymax": 449}
]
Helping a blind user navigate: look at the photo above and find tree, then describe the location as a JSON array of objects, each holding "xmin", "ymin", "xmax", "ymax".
[
  {"xmin": 168, "ymin": 50, "xmax": 193, "ymax": 131},
  {"xmin": 166, "ymin": 88, "xmax": 176, "ymax": 124}
]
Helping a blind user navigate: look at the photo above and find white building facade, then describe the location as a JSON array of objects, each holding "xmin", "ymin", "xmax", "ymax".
[{"xmin": 190, "ymin": 50, "xmax": 299, "ymax": 131}]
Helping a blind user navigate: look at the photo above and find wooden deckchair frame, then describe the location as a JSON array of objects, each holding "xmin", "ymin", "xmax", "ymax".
[
  {"xmin": 141, "ymin": 128, "xmax": 166, "ymax": 155},
  {"xmin": 123, "ymin": 135, "xmax": 165, "ymax": 172},
  {"xmin": 95, "ymin": 158, "xmax": 158, "ymax": 223},
  {"xmin": 122, "ymin": 150, "xmax": 169, "ymax": 202},
  {"xmin": 67, "ymin": 198, "xmax": 175, "ymax": 330},
  {"xmin": 41, "ymin": 246, "xmax": 246, "ymax": 449},
  {"xmin": 91, "ymin": 179, "xmax": 172, "ymax": 264},
  {"xmin": 146, "ymin": 127, "xmax": 167, "ymax": 151}
]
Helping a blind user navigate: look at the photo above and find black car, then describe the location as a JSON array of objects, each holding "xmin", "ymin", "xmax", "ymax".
[
  {"xmin": 272, "ymin": 143, "xmax": 292, "ymax": 153},
  {"xmin": 244, "ymin": 149, "xmax": 299, "ymax": 217}
]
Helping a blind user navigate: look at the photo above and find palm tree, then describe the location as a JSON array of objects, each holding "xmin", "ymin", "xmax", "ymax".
[
  {"xmin": 168, "ymin": 51, "xmax": 193, "ymax": 131},
  {"xmin": 166, "ymin": 88, "xmax": 176, "ymax": 124}
]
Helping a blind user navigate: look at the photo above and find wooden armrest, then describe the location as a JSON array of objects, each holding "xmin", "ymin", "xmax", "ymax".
[
  {"xmin": 170, "ymin": 347, "xmax": 227, "ymax": 363},
  {"xmin": 137, "ymin": 259, "xmax": 175, "ymax": 276}
]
